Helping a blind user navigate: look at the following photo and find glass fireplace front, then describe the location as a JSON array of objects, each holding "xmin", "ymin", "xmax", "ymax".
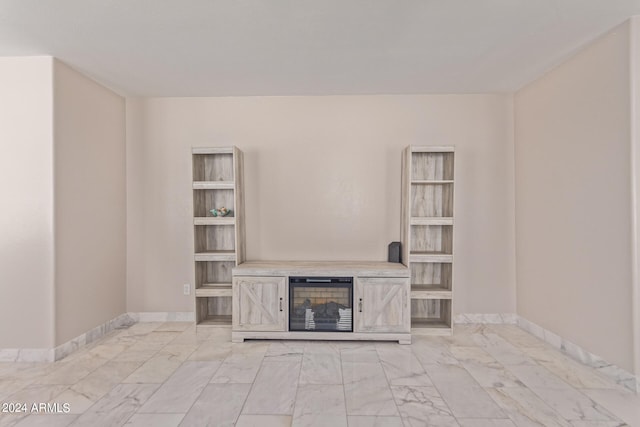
[{"xmin": 289, "ymin": 277, "xmax": 353, "ymax": 332}]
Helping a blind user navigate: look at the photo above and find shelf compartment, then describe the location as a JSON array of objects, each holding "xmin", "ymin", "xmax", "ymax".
[
  {"xmin": 411, "ymin": 151, "xmax": 454, "ymax": 181},
  {"xmin": 411, "ymin": 262, "xmax": 452, "ymax": 290},
  {"xmin": 195, "ymin": 251, "xmax": 236, "ymax": 262},
  {"xmin": 193, "ymin": 152, "xmax": 234, "ymax": 181},
  {"xmin": 196, "ymin": 296, "xmax": 232, "ymax": 326},
  {"xmin": 410, "ymin": 217, "xmax": 453, "ymax": 226},
  {"xmin": 195, "ymin": 224, "xmax": 235, "ymax": 253},
  {"xmin": 411, "ymin": 288, "xmax": 452, "ymax": 299},
  {"xmin": 193, "ymin": 181, "xmax": 234, "ymax": 190},
  {"xmin": 411, "ymin": 298, "xmax": 451, "ymax": 330},
  {"xmin": 196, "ymin": 261, "xmax": 235, "ymax": 287},
  {"xmin": 198, "ymin": 315, "xmax": 232, "ymax": 326},
  {"xmin": 411, "ymin": 319, "xmax": 452, "ymax": 336},
  {"xmin": 194, "ymin": 217, "xmax": 235, "ymax": 226},
  {"xmin": 410, "ymin": 225, "xmax": 452, "ymax": 254},
  {"xmin": 193, "ymin": 189, "xmax": 235, "ymax": 217},
  {"xmin": 410, "ymin": 184, "xmax": 453, "ymax": 217}
]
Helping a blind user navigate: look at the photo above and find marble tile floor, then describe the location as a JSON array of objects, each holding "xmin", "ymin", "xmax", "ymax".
[{"xmin": 0, "ymin": 322, "xmax": 638, "ymax": 427}]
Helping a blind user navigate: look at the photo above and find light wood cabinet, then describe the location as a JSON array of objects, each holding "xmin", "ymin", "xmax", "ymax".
[
  {"xmin": 232, "ymin": 276, "xmax": 286, "ymax": 332},
  {"xmin": 401, "ymin": 146, "xmax": 454, "ymax": 335},
  {"xmin": 192, "ymin": 147, "xmax": 245, "ymax": 326},
  {"xmin": 355, "ymin": 277, "xmax": 410, "ymax": 333},
  {"xmin": 230, "ymin": 262, "xmax": 411, "ymax": 344}
]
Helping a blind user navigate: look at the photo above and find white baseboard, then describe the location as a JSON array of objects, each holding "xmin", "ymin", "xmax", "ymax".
[
  {"xmin": 516, "ymin": 316, "xmax": 639, "ymax": 393},
  {"xmin": 453, "ymin": 313, "xmax": 638, "ymax": 393},
  {"xmin": 0, "ymin": 311, "xmax": 193, "ymax": 363},
  {"xmin": 53, "ymin": 313, "xmax": 136, "ymax": 361},
  {"xmin": 454, "ymin": 313, "xmax": 518, "ymax": 324},
  {"xmin": 129, "ymin": 311, "xmax": 195, "ymax": 322}
]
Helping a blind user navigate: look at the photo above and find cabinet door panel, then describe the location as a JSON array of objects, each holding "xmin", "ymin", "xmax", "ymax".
[
  {"xmin": 233, "ymin": 276, "xmax": 286, "ymax": 331},
  {"xmin": 355, "ymin": 277, "xmax": 410, "ymax": 333}
]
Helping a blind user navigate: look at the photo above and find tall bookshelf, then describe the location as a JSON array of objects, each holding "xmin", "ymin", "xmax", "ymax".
[
  {"xmin": 192, "ymin": 147, "xmax": 245, "ymax": 326},
  {"xmin": 401, "ymin": 146, "xmax": 454, "ymax": 335}
]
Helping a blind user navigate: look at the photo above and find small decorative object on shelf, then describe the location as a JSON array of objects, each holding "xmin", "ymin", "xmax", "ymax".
[
  {"xmin": 210, "ymin": 207, "xmax": 232, "ymax": 217},
  {"xmin": 388, "ymin": 241, "xmax": 401, "ymax": 263}
]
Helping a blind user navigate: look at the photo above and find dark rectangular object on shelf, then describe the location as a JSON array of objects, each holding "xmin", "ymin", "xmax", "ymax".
[{"xmin": 388, "ymin": 241, "xmax": 401, "ymax": 263}]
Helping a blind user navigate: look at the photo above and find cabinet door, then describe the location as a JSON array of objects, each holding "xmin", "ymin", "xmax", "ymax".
[
  {"xmin": 355, "ymin": 277, "xmax": 410, "ymax": 333},
  {"xmin": 232, "ymin": 276, "xmax": 286, "ymax": 331}
]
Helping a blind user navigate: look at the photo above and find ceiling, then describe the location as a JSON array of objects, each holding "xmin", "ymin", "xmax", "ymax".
[{"xmin": 1, "ymin": 0, "xmax": 639, "ymax": 97}]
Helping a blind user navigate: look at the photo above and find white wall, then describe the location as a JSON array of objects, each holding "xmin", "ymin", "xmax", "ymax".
[
  {"xmin": 515, "ymin": 22, "xmax": 634, "ymax": 372},
  {"xmin": 126, "ymin": 95, "xmax": 516, "ymax": 315},
  {"xmin": 53, "ymin": 60, "xmax": 126, "ymax": 346},
  {"xmin": 0, "ymin": 57, "xmax": 55, "ymax": 348}
]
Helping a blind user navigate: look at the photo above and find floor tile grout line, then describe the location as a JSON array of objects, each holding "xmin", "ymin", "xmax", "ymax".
[
  {"xmin": 448, "ymin": 336, "xmax": 516, "ymax": 417},
  {"xmin": 375, "ymin": 343, "xmax": 404, "ymax": 420},
  {"xmin": 171, "ymin": 357, "xmax": 224, "ymax": 426},
  {"xmin": 339, "ymin": 344, "xmax": 349, "ymax": 422},
  {"xmin": 409, "ymin": 339, "xmax": 460, "ymax": 423},
  {"xmin": 513, "ymin": 379, "xmax": 625, "ymax": 423},
  {"xmin": 175, "ymin": 327, "xmax": 228, "ymax": 424},
  {"xmin": 70, "ymin": 323, "xmax": 189, "ymax": 424},
  {"xmin": 4, "ymin": 323, "xmax": 638, "ymax": 426},
  {"xmin": 116, "ymin": 412, "xmax": 187, "ymax": 427},
  {"xmin": 234, "ymin": 341, "xmax": 271, "ymax": 421},
  {"xmin": 67, "ymin": 382, "xmax": 162, "ymax": 426},
  {"xmin": 482, "ymin": 326, "xmax": 598, "ymax": 426},
  {"xmin": 288, "ymin": 347, "xmax": 305, "ymax": 422}
]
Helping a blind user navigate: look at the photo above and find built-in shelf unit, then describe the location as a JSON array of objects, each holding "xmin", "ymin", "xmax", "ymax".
[
  {"xmin": 401, "ymin": 146, "xmax": 454, "ymax": 335},
  {"xmin": 192, "ymin": 147, "xmax": 245, "ymax": 327}
]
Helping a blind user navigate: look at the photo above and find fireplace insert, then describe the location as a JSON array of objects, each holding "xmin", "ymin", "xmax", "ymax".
[{"xmin": 289, "ymin": 277, "xmax": 353, "ymax": 332}]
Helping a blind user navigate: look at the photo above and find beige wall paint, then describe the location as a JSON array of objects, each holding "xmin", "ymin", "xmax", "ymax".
[
  {"xmin": 53, "ymin": 60, "xmax": 126, "ymax": 346},
  {"xmin": 630, "ymin": 16, "xmax": 640, "ymax": 377},
  {"xmin": 515, "ymin": 22, "xmax": 634, "ymax": 371},
  {"xmin": 126, "ymin": 94, "xmax": 516, "ymax": 315},
  {"xmin": 0, "ymin": 57, "xmax": 55, "ymax": 348}
]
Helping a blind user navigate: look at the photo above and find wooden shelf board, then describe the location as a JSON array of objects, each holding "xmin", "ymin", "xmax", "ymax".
[
  {"xmin": 196, "ymin": 286, "xmax": 232, "ymax": 297},
  {"xmin": 411, "ymin": 180, "xmax": 454, "ymax": 185},
  {"xmin": 234, "ymin": 261, "xmax": 410, "ymax": 278},
  {"xmin": 195, "ymin": 251, "xmax": 237, "ymax": 262},
  {"xmin": 411, "ymin": 288, "xmax": 452, "ymax": 300},
  {"xmin": 411, "ymin": 318, "xmax": 450, "ymax": 326},
  {"xmin": 193, "ymin": 181, "xmax": 235, "ymax": 190},
  {"xmin": 197, "ymin": 315, "xmax": 232, "ymax": 326},
  {"xmin": 410, "ymin": 253, "xmax": 453, "ymax": 263},
  {"xmin": 201, "ymin": 282, "xmax": 232, "ymax": 288},
  {"xmin": 411, "ymin": 319, "xmax": 452, "ymax": 336},
  {"xmin": 411, "ymin": 146, "xmax": 454, "ymax": 153},
  {"xmin": 192, "ymin": 147, "xmax": 234, "ymax": 154},
  {"xmin": 194, "ymin": 217, "xmax": 236, "ymax": 226},
  {"xmin": 410, "ymin": 217, "xmax": 453, "ymax": 226},
  {"xmin": 411, "ymin": 326, "xmax": 452, "ymax": 336}
]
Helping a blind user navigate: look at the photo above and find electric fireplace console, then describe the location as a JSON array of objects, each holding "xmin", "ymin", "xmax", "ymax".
[{"xmin": 231, "ymin": 261, "xmax": 412, "ymax": 344}]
